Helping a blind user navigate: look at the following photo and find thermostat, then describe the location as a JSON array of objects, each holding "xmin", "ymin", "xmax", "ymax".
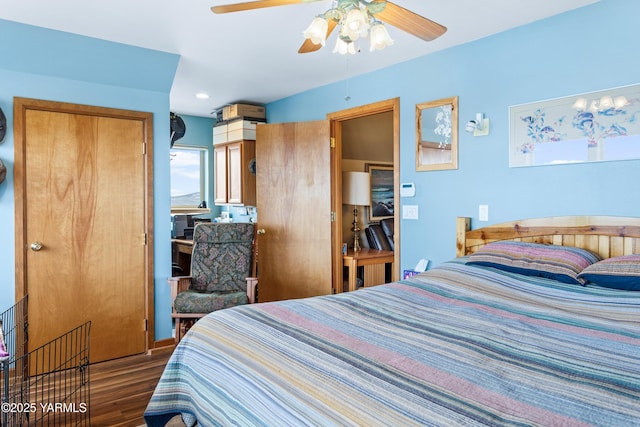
[{"xmin": 400, "ymin": 182, "xmax": 416, "ymax": 197}]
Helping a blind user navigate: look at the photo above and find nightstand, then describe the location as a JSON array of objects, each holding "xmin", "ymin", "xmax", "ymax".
[{"xmin": 342, "ymin": 248, "xmax": 394, "ymax": 292}]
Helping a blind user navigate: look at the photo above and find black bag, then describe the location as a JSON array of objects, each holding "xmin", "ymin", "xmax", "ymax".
[
  {"xmin": 0, "ymin": 159, "xmax": 6, "ymax": 184},
  {"xmin": 0, "ymin": 107, "xmax": 6, "ymax": 143},
  {"xmin": 170, "ymin": 112, "xmax": 186, "ymax": 147}
]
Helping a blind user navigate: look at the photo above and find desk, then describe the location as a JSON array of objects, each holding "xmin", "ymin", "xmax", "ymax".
[
  {"xmin": 342, "ymin": 248, "xmax": 394, "ymax": 293},
  {"xmin": 172, "ymin": 239, "xmax": 193, "ymax": 274}
]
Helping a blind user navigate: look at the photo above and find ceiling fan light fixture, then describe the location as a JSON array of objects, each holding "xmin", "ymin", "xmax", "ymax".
[
  {"xmin": 369, "ymin": 23, "xmax": 393, "ymax": 51},
  {"xmin": 214, "ymin": 0, "xmax": 447, "ymax": 55},
  {"xmin": 303, "ymin": 16, "xmax": 329, "ymax": 46}
]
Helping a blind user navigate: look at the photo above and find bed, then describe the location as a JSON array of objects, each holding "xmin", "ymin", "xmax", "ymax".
[{"xmin": 145, "ymin": 216, "xmax": 640, "ymax": 427}]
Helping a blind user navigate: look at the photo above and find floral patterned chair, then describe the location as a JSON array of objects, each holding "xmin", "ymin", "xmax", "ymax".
[{"xmin": 169, "ymin": 222, "xmax": 256, "ymax": 343}]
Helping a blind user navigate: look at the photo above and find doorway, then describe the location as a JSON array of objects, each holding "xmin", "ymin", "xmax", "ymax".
[
  {"xmin": 327, "ymin": 98, "xmax": 400, "ymax": 291},
  {"xmin": 13, "ymin": 98, "xmax": 154, "ymax": 363}
]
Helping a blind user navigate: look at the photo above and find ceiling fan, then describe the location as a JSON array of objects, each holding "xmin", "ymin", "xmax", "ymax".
[{"xmin": 211, "ymin": 0, "xmax": 447, "ymax": 54}]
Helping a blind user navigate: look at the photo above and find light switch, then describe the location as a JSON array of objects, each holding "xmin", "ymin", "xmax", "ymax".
[
  {"xmin": 479, "ymin": 204, "xmax": 489, "ymax": 222},
  {"xmin": 403, "ymin": 205, "xmax": 419, "ymax": 220}
]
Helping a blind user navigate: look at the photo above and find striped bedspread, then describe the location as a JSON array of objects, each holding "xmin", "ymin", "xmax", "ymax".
[{"xmin": 145, "ymin": 260, "xmax": 640, "ymax": 426}]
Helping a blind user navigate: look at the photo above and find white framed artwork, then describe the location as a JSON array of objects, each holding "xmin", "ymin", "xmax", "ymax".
[{"xmin": 509, "ymin": 84, "xmax": 640, "ymax": 167}]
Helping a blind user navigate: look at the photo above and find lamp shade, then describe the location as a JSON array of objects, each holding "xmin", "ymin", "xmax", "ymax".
[{"xmin": 342, "ymin": 171, "xmax": 371, "ymax": 206}]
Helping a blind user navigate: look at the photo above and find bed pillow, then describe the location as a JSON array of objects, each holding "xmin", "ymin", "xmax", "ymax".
[
  {"xmin": 466, "ymin": 241, "xmax": 601, "ymax": 285},
  {"xmin": 577, "ymin": 254, "xmax": 640, "ymax": 290}
]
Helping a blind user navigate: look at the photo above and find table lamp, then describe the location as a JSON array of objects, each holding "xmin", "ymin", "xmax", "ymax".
[{"xmin": 342, "ymin": 171, "xmax": 371, "ymax": 252}]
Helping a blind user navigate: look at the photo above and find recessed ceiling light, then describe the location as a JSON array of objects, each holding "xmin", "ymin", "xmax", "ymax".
[{"xmin": 195, "ymin": 93, "xmax": 210, "ymax": 99}]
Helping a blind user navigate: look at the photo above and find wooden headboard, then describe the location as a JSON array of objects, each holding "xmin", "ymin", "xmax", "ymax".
[{"xmin": 456, "ymin": 216, "xmax": 640, "ymax": 259}]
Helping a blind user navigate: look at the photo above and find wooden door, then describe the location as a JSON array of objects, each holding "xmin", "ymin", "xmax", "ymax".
[
  {"xmin": 256, "ymin": 121, "xmax": 333, "ymax": 301},
  {"xmin": 14, "ymin": 98, "xmax": 153, "ymax": 364}
]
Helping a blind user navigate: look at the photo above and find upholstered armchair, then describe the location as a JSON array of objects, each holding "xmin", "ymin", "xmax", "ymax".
[{"xmin": 169, "ymin": 222, "xmax": 256, "ymax": 343}]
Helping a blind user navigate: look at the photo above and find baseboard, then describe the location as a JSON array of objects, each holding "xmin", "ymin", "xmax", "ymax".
[{"xmin": 148, "ymin": 338, "xmax": 175, "ymax": 354}]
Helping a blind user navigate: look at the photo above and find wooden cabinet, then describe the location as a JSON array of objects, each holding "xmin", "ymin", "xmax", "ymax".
[{"xmin": 213, "ymin": 140, "xmax": 256, "ymax": 206}]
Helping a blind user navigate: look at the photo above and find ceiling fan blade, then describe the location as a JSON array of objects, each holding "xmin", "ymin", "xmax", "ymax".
[
  {"xmin": 373, "ymin": 0, "xmax": 447, "ymax": 42},
  {"xmin": 212, "ymin": 0, "xmax": 324, "ymax": 14},
  {"xmin": 298, "ymin": 19, "xmax": 337, "ymax": 54}
]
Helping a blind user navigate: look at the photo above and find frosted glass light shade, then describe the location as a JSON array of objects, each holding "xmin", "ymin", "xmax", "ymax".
[
  {"xmin": 333, "ymin": 37, "xmax": 357, "ymax": 55},
  {"xmin": 342, "ymin": 171, "xmax": 371, "ymax": 206},
  {"xmin": 369, "ymin": 23, "xmax": 393, "ymax": 51},
  {"xmin": 303, "ymin": 17, "xmax": 329, "ymax": 46},
  {"xmin": 343, "ymin": 8, "xmax": 370, "ymax": 41}
]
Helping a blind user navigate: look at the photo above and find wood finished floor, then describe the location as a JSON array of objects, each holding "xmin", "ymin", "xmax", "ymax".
[{"xmin": 90, "ymin": 347, "xmax": 173, "ymax": 427}]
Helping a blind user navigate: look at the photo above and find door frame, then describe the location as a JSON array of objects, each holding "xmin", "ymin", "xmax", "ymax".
[
  {"xmin": 327, "ymin": 98, "xmax": 400, "ymax": 292},
  {"xmin": 13, "ymin": 97, "xmax": 155, "ymax": 352}
]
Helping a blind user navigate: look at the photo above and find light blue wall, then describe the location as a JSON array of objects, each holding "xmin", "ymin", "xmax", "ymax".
[
  {"xmin": 0, "ymin": 19, "xmax": 180, "ymax": 341},
  {"xmin": 267, "ymin": 0, "xmax": 640, "ymax": 271}
]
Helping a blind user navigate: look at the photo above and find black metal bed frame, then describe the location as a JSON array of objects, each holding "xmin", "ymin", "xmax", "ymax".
[{"xmin": 1, "ymin": 297, "xmax": 91, "ymax": 426}]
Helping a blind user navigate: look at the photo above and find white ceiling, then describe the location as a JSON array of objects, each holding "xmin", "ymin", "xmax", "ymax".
[{"xmin": 0, "ymin": 0, "xmax": 599, "ymax": 118}]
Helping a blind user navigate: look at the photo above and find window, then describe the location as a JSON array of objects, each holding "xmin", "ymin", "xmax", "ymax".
[{"xmin": 170, "ymin": 145, "xmax": 209, "ymax": 212}]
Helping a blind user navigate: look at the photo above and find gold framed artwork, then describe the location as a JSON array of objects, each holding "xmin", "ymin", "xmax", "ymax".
[{"xmin": 416, "ymin": 96, "xmax": 458, "ymax": 171}]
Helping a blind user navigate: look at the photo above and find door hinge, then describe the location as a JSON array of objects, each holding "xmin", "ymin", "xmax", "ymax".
[
  {"xmin": 143, "ymin": 319, "xmax": 148, "ymax": 331},
  {"xmin": 143, "ymin": 233, "xmax": 148, "ymax": 245},
  {"xmin": 330, "ymin": 137, "xmax": 335, "ymax": 148},
  {"xmin": 142, "ymin": 141, "xmax": 147, "ymax": 155},
  {"xmin": 331, "ymin": 211, "xmax": 336, "ymax": 222}
]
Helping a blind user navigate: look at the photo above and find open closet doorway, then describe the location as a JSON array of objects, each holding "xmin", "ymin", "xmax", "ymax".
[{"xmin": 327, "ymin": 98, "xmax": 400, "ymax": 292}]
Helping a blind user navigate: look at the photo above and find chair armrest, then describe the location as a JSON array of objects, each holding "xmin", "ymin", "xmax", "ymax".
[
  {"xmin": 168, "ymin": 276, "xmax": 192, "ymax": 310},
  {"xmin": 246, "ymin": 277, "xmax": 258, "ymax": 304}
]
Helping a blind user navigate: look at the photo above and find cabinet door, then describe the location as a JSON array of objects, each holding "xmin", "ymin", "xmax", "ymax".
[
  {"xmin": 213, "ymin": 144, "xmax": 228, "ymax": 204},
  {"xmin": 226, "ymin": 142, "xmax": 243, "ymax": 204}
]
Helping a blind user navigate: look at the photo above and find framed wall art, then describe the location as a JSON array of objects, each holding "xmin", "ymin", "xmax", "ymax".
[
  {"xmin": 416, "ymin": 96, "xmax": 458, "ymax": 171},
  {"xmin": 366, "ymin": 164, "xmax": 394, "ymax": 221},
  {"xmin": 509, "ymin": 84, "xmax": 640, "ymax": 167}
]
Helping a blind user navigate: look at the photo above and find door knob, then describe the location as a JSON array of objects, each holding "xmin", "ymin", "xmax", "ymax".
[
  {"xmin": 30, "ymin": 241, "xmax": 44, "ymax": 251},
  {"xmin": 256, "ymin": 229, "xmax": 266, "ymax": 235}
]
